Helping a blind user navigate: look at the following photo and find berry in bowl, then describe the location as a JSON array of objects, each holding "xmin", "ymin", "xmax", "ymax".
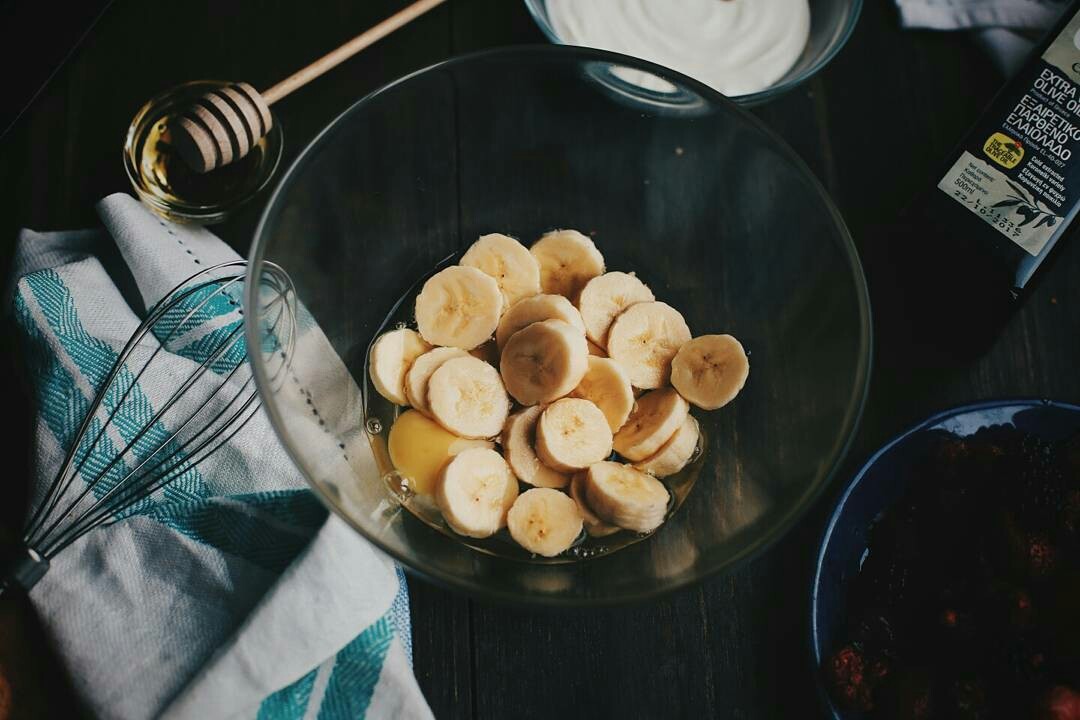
[{"xmin": 812, "ymin": 400, "xmax": 1080, "ymax": 718}]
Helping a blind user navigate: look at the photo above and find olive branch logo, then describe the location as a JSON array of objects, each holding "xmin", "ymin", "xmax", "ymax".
[{"xmin": 991, "ymin": 178, "xmax": 1060, "ymax": 229}]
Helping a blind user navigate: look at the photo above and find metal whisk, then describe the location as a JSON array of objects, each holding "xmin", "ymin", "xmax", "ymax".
[{"xmin": 1, "ymin": 260, "xmax": 296, "ymax": 595}]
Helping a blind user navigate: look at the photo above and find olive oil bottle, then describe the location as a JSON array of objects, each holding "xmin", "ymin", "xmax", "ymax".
[{"xmin": 873, "ymin": 1, "xmax": 1080, "ymax": 366}]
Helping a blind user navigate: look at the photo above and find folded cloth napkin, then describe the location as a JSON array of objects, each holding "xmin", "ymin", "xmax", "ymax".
[
  {"xmin": 895, "ymin": 0, "xmax": 1071, "ymax": 75},
  {"xmin": 8, "ymin": 193, "xmax": 433, "ymax": 720}
]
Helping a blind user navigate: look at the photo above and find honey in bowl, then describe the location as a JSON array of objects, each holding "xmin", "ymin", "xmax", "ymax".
[
  {"xmin": 124, "ymin": 80, "xmax": 282, "ymax": 225},
  {"xmin": 143, "ymin": 121, "xmax": 265, "ymax": 205}
]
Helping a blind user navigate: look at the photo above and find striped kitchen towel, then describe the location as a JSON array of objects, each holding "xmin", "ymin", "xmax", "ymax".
[{"xmin": 8, "ymin": 193, "xmax": 432, "ymax": 720}]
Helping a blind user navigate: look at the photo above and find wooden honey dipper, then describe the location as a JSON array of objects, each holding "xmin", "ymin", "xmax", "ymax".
[{"xmin": 171, "ymin": 0, "xmax": 446, "ymax": 174}]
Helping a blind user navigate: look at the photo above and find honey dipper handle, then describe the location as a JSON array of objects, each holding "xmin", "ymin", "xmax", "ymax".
[{"xmin": 261, "ymin": 0, "xmax": 448, "ymax": 105}]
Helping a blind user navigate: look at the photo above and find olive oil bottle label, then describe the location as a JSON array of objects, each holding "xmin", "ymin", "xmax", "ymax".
[
  {"xmin": 938, "ymin": 8, "xmax": 1080, "ymax": 258},
  {"xmin": 938, "ymin": 151, "xmax": 1060, "ymax": 256}
]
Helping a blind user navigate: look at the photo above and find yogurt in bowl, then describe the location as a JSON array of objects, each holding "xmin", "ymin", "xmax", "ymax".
[
  {"xmin": 527, "ymin": 0, "xmax": 860, "ymax": 104},
  {"xmin": 546, "ymin": 0, "xmax": 811, "ymax": 97}
]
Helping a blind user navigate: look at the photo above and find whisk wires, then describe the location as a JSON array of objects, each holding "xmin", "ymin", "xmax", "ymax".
[{"xmin": 3, "ymin": 260, "xmax": 295, "ymax": 592}]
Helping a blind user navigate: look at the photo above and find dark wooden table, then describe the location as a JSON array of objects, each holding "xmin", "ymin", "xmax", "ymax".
[{"xmin": 2, "ymin": 1, "xmax": 1078, "ymax": 718}]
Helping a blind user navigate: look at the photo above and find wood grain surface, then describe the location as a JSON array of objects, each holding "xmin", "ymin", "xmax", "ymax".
[{"xmin": 1, "ymin": 0, "xmax": 1077, "ymax": 718}]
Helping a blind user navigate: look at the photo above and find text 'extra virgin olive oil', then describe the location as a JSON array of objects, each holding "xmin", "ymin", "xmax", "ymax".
[{"xmin": 874, "ymin": 2, "xmax": 1080, "ymax": 367}]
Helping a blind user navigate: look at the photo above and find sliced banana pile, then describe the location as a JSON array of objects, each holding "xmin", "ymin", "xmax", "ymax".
[{"xmin": 369, "ymin": 229, "xmax": 750, "ymax": 558}]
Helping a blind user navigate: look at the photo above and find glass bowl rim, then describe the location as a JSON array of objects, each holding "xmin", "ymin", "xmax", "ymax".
[
  {"xmin": 246, "ymin": 44, "xmax": 873, "ymax": 607},
  {"xmin": 808, "ymin": 397, "xmax": 1080, "ymax": 717},
  {"xmin": 521, "ymin": 0, "xmax": 864, "ymax": 105},
  {"xmin": 123, "ymin": 79, "xmax": 284, "ymax": 224}
]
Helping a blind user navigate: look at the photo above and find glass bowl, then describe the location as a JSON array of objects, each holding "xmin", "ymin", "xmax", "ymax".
[
  {"xmin": 523, "ymin": 0, "xmax": 862, "ymax": 105},
  {"xmin": 246, "ymin": 46, "xmax": 871, "ymax": 606},
  {"xmin": 124, "ymin": 80, "xmax": 283, "ymax": 225}
]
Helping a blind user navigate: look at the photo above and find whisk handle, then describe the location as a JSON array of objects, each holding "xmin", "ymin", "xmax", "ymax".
[{"xmin": 0, "ymin": 546, "xmax": 49, "ymax": 596}]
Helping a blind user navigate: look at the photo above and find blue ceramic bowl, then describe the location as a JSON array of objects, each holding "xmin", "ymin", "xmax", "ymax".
[{"xmin": 809, "ymin": 399, "xmax": 1080, "ymax": 718}]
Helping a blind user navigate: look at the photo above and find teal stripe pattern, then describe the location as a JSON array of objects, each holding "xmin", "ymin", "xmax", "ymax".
[
  {"xmin": 175, "ymin": 322, "xmax": 247, "ymax": 375},
  {"xmin": 13, "ymin": 288, "xmax": 151, "ymax": 517},
  {"xmin": 253, "ymin": 611, "xmax": 398, "ymax": 720},
  {"xmin": 234, "ymin": 490, "xmax": 328, "ymax": 530},
  {"xmin": 391, "ymin": 566, "xmax": 413, "ymax": 665},
  {"xmin": 256, "ymin": 667, "xmax": 319, "ymax": 720},
  {"xmin": 23, "ymin": 270, "xmax": 207, "ymax": 509},
  {"xmin": 148, "ymin": 490, "xmax": 325, "ymax": 574},
  {"xmin": 152, "ymin": 283, "xmax": 246, "ymax": 375},
  {"xmin": 153, "ymin": 282, "xmax": 239, "ymax": 339},
  {"xmin": 316, "ymin": 614, "xmax": 394, "ymax": 720}
]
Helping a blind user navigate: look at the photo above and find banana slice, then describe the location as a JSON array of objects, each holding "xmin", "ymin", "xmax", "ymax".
[
  {"xmin": 405, "ymin": 346, "xmax": 468, "ymax": 416},
  {"xmin": 507, "ymin": 487, "xmax": 584, "ymax": 556},
  {"xmin": 670, "ymin": 334, "xmax": 750, "ymax": 410},
  {"xmin": 500, "ymin": 319, "xmax": 589, "ymax": 405},
  {"xmin": 428, "ymin": 356, "xmax": 510, "ymax": 439},
  {"xmin": 569, "ymin": 356, "xmax": 634, "ymax": 433},
  {"xmin": 530, "ymin": 229, "xmax": 605, "ymax": 299},
  {"xmin": 535, "ymin": 398, "xmax": 614, "ymax": 472},
  {"xmin": 606, "ymin": 301, "xmax": 691, "ymax": 389},
  {"xmin": 388, "ymin": 410, "xmax": 493, "ymax": 495},
  {"xmin": 613, "ymin": 388, "xmax": 690, "ymax": 462},
  {"xmin": 634, "ymin": 415, "xmax": 700, "ymax": 478},
  {"xmin": 585, "ymin": 461, "xmax": 670, "ymax": 533},
  {"xmin": 436, "ymin": 447, "xmax": 519, "ymax": 538},
  {"xmin": 495, "ymin": 294, "xmax": 586, "ymax": 350},
  {"xmin": 587, "ymin": 339, "xmax": 606, "ymax": 357},
  {"xmin": 569, "ymin": 472, "xmax": 620, "ymax": 537},
  {"xmin": 415, "ymin": 265, "xmax": 503, "ymax": 349},
  {"xmin": 577, "ymin": 271, "xmax": 655, "ymax": 346},
  {"xmin": 368, "ymin": 328, "xmax": 432, "ymax": 406},
  {"xmin": 501, "ymin": 406, "xmax": 570, "ymax": 489},
  {"xmin": 460, "ymin": 233, "xmax": 543, "ymax": 310}
]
